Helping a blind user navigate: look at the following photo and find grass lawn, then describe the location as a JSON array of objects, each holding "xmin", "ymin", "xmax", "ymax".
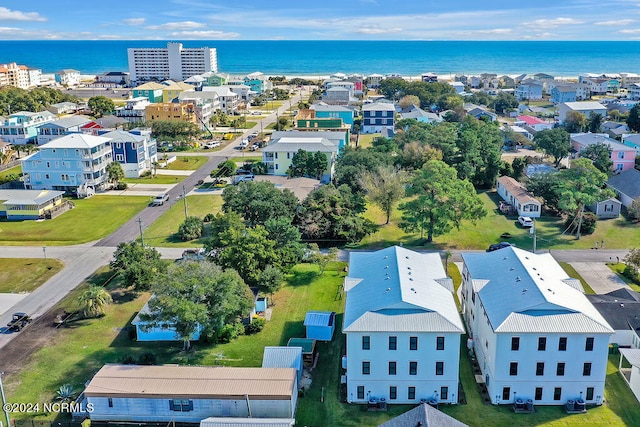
[
  {"xmin": 357, "ymin": 133, "xmax": 381, "ymax": 149},
  {"xmin": 0, "ymin": 258, "xmax": 64, "ymax": 293},
  {"xmin": 356, "ymin": 191, "xmax": 640, "ymax": 251},
  {"xmin": 608, "ymin": 263, "xmax": 640, "ymax": 292},
  {"xmin": 0, "ymin": 165, "xmax": 21, "ymax": 180},
  {"xmin": 228, "ymin": 156, "xmax": 262, "ymax": 163},
  {"xmin": 559, "ymin": 262, "xmax": 596, "ymax": 294},
  {"xmin": 0, "ymin": 196, "xmax": 149, "ymax": 246},
  {"xmin": 123, "ymin": 175, "xmax": 186, "ymax": 184},
  {"xmin": 164, "ymin": 156, "xmax": 208, "ymax": 171},
  {"xmin": 143, "ymin": 195, "xmax": 223, "ymax": 247}
]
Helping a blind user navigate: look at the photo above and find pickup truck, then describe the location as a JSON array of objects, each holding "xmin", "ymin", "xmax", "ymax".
[{"xmin": 7, "ymin": 312, "xmax": 32, "ymax": 331}]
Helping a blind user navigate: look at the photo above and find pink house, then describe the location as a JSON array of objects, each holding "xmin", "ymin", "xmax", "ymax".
[{"xmin": 570, "ymin": 133, "xmax": 636, "ymax": 172}]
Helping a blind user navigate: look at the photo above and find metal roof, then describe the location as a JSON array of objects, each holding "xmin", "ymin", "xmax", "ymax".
[
  {"xmin": 39, "ymin": 133, "xmax": 111, "ymax": 149},
  {"xmin": 561, "ymin": 101, "xmax": 606, "ymax": 110},
  {"xmin": 462, "ymin": 247, "xmax": 613, "ymax": 334},
  {"xmin": 83, "ymin": 365, "xmax": 296, "ymax": 399},
  {"xmin": 378, "ymin": 403, "xmax": 468, "ymax": 427},
  {"xmin": 497, "ymin": 176, "xmax": 541, "ymax": 206},
  {"xmin": 362, "ymin": 102, "xmax": 396, "ymax": 111},
  {"xmin": 571, "ymin": 132, "xmax": 631, "ymax": 152},
  {"xmin": 0, "ymin": 189, "xmax": 64, "ymax": 206},
  {"xmin": 620, "ymin": 348, "xmax": 640, "ymax": 368},
  {"xmin": 343, "ymin": 246, "xmax": 464, "ymax": 334},
  {"xmin": 304, "ymin": 311, "xmax": 334, "ymax": 327},
  {"xmin": 262, "ymin": 137, "xmax": 337, "ymax": 154},
  {"xmin": 200, "ymin": 418, "xmax": 295, "ymax": 427},
  {"xmin": 100, "ymin": 129, "xmax": 147, "ymax": 143},
  {"xmin": 262, "ymin": 347, "xmax": 303, "ymax": 370},
  {"xmin": 40, "ymin": 116, "xmax": 92, "ymax": 129}
]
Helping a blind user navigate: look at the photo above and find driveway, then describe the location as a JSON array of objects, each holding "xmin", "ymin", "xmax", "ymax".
[{"xmin": 569, "ymin": 262, "xmax": 629, "ymax": 294}]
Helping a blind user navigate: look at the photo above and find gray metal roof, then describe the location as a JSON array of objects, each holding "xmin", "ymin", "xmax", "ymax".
[
  {"xmin": 378, "ymin": 403, "xmax": 468, "ymax": 427},
  {"xmin": 462, "ymin": 247, "xmax": 613, "ymax": 334},
  {"xmin": 100, "ymin": 129, "xmax": 146, "ymax": 143},
  {"xmin": 343, "ymin": 246, "xmax": 463, "ymax": 334},
  {"xmin": 40, "ymin": 115, "xmax": 92, "ymax": 129},
  {"xmin": 262, "ymin": 136, "xmax": 337, "ymax": 154},
  {"xmin": 40, "ymin": 133, "xmax": 110, "ymax": 149},
  {"xmin": 362, "ymin": 102, "xmax": 396, "ymax": 112},
  {"xmin": 620, "ymin": 348, "xmax": 640, "ymax": 368},
  {"xmin": 201, "ymin": 418, "xmax": 295, "ymax": 427},
  {"xmin": 261, "ymin": 346, "xmax": 303, "ymax": 370},
  {"xmin": 0, "ymin": 189, "xmax": 64, "ymax": 206},
  {"xmin": 607, "ymin": 168, "xmax": 640, "ymax": 199}
]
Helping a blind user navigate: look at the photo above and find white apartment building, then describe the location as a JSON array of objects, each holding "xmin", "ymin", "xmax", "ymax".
[
  {"xmin": 0, "ymin": 63, "xmax": 41, "ymax": 89},
  {"xmin": 128, "ymin": 42, "xmax": 217, "ymax": 82},
  {"xmin": 343, "ymin": 246, "xmax": 464, "ymax": 405},
  {"xmin": 461, "ymin": 247, "xmax": 613, "ymax": 406}
]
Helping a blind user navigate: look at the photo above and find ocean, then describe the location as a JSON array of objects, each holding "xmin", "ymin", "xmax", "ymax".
[{"xmin": 1, "ymin": 40, "xmax": 640, "ymax": 77}]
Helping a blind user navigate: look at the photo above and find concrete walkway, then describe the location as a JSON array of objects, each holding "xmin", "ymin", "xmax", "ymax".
[
  {"xmin": 569, "ymin": 262, "xmax": 629, "ymax": 294},
  {"xmin": 155, "ymin": 169, "xmax": 194, "ymax": 176}
]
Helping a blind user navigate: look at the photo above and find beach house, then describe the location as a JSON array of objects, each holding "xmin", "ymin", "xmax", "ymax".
[
  {"xmin": 0, "ymin": 111, "xmax": 56, "ymax": 145},
  {"xmin": 55, "ymin": 69, "xmax": 81, "ymax": 87},
  {"xmin": 496, "ymin": 176, "xmax": 541, "ymax": 218},
  {"xmin": 607, "ymin": 168, "xmax": 640, "ymax": 208},
  {"xmin": 362, "ymin": 102, "xmax": 396, "ymax": 134},
  {"xmin": 558, "ymin": 101, "xmax": 606, "ymax": 123},
  {"xmin": 570, "ymin": 133, "xmax": 636, "ymax": 172},
  {"xmin": 37, "ymin": 116, "xmax": 95, "ymax": 145},
  {"xmin": 515, "ymin": 79, "xmax": 543, "ymax": 101},
  {"xmin": 100, "ymin": 128, "xmax": 157, "ymax": 178}
]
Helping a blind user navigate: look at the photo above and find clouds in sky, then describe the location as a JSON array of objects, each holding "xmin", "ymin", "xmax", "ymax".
[{"xmin": 2, "ymin": 1, "xmax": 640, "ymax": 40}]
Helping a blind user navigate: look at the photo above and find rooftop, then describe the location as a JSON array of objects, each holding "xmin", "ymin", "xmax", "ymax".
[
  {"xmin": 607, "ymin": 168, "xmax": 640, "ymax": 199},
  {"xmin": 561, "ymin": 101, "xmax": 606, "ymax": 110},
  {"xmin": 571, "ymin": 132, "xmax": 632, "ymax": 152},
  {"xmin": 37, "ymin": 133, "xmax": 111, "ymax": 149},
  {"xmin": 497, "ymin": 176, "xmax": 541, "ymax": 205}
]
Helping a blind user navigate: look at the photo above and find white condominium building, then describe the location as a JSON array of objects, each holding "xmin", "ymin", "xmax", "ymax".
[{"xmin": 127, "ymin": 42, "xmax": 218, "ymax": 82}]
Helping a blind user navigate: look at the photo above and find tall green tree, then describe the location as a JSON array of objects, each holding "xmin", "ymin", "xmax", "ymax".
[
  {"xmin": 398, "ymin": 160, "xmax": 486, "ymax": 243},
  {"xmin": 88, "ymin": 96, "xmax": 115, "ymax": 118},
  {"xmin": 511, "ymin": 157, "xmax": 528, "ymax": 180},
  {"xmin": 563, "ymin": 111, "xmax": 587, "ymax": 133},
  {"xmin": 78, "ymin": 285, "xmax": 112, "ymax": 318},
  {"xmin": 588, "ymin": 113, "xmax": 604, "ymax": 133},
  {"xmin": 335, "ymin": 147, "xmax": 389, "ymax": 193},
  {"xmin": 627, "ymin": 105, "xmax": 640, "ymax": 132},
  {"xmin": 178, "ymin": 216, "xmax": 204, "ymax": 241},
  {"xmin": 222, "ymin": 181, "xmax": 299, "ymax": 226},
  {"xmin": 454, "ymin": 117, "xmax": 503, "ymax": 188},
  {"xmin": 533, "ymin": 128, "xmax": 571, "ymax": 167},
  {"xmin": 580, "ymin": 142, "xmax": 613, "ymax": 174},
  {"xmin": 490, "ymin": 92, "xmax": 518, "ymax": 114},
  {"xmin": 358, "ymin": 166, "xmax": 406, "ymax": 224},
  {"xmin": 258, "ymin": 265, "xmax": 285, "ymax": 303},
  {"xmin": 106, "ymin": 162, "xmax": 125, "ymax": 186},
  {"xmin": 110, "ymin": 241, "xmax": 165, "ymax": 291}
]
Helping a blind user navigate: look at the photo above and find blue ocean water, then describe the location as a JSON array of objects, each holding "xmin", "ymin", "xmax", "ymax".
[{"xmin": 1, "ymin": 40, "xmax": 640, "ymax": 77}]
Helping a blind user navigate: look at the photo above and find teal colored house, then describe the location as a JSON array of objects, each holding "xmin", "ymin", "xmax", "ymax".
[
  {"xmin": 311, "ymin": 103, "xmax": 354, "ymax": 126},
  {"xmin": 132, "ymin": 82, "xmax": 164, "ymax": 103}
]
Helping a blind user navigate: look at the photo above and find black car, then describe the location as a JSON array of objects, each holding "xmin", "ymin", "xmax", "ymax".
[{"xmin": 487, "ymin": 242, "xmax": 516, "ymax": 252}]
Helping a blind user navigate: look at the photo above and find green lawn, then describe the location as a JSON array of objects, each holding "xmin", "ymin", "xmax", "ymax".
[
  {"xmin": 123, "ymin": 175, "xmax": 186, "ymax": 185},
  {"xmin": 143, "ymin": 195, "xmax": 223, "ymax": 247},
  {"xmin": 0, "ymin": 165, "xmax": 21, "ymax": 180},
  {"xmin": 227, "ymin": 156, "xmax": 262, "ymax": 163},
  {"xmin": 559, "ymin": 262, "xmax": 596, "ymax": 294},
  {"xmin": 164, "ymin": 156, "xmax": 208, "ymax": 171},
  {"xmin": 0, "ymin": 196, "xmax": 149, "ymax": 245},
  {"xmin": 608, "ymin": 263, "xmax": 640, "ymax": 292},
  {"xmin": 356, "ymin": 191, "xmax": 640, "ymax": 251},
  {"xmin": 357, "ymin": 133, "xmax": 381, "ymax": 149},
  {"xmin": 0, "ymin": 258, "xmax": 64, "ymax": 293}
]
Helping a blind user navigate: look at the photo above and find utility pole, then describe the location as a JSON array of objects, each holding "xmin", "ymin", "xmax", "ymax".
[
  {"xmin": 0, "ymin": 372, "xmax": 11, "ymax": 427},
  {"xmin": 531, "ymin": 219, "xmax": 537, "ymax": 254},
  {"xmin": 138, "ymin": 217, "xmax": 144, "ymax": 247},
  {"xmin": 182, "ymin": 185, "xmax": 188, "ymax": 219}
]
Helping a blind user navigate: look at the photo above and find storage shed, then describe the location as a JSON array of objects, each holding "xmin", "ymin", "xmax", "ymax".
[
  {"xmin": 262, "ymin": 346, "xmax": 303, "ymax": 385},
  {"xmin": 304, "ymin": 311, "xmax": 336, "ymax": 341},
  {"xmin": 287, "ymin": 338, "xmax": 316, "ymax": 365}
]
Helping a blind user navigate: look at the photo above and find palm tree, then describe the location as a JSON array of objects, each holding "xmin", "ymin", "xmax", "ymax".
[{"xmin": 78, "ymin": 285, "xmax": 112, "ymax": 318}]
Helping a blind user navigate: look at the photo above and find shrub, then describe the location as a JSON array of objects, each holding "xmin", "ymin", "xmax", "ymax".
[
  {"xmin": 141, "ymin": 170, "xmax": 152, "ymax": 178},
  {"xmin": 564, "ymin": 212, "xmax": 597, "ymax": 235},
  {"xmin": 244, "ymin": 317, "xmax": 266, "ymax": 335},
  {"xmin": 137, "ymin": 352, "xmax": 157, "ymax": 365},
  {"xmin": 119, "ymin": 353, "xmax": 136, "ymax": 364},
  {"xmin": 203, "ymin": 213, "xmax": 215, "ymax": 223},
  {"xmin": 115, "ymin": 182, "xmax": 128, "ymax": 190},
  {"xmin": 623, "ymin": 265, "xmax": 640, "ymax": 283},
  {"xmin": 178, "ymin": 216, "xmax": 204, "ymax": 240},
  {"xmin": 628, "ymin": 197, "xmax": 640, "ymax": 221},
  {"xmin": 216, "ymin": 323, "xmax": 245, "ymax": 343}
]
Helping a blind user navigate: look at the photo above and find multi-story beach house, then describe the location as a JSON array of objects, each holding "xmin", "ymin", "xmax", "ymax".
[
  {"xmin": 343, "ymin": 246, "xmax": 464, "ymax": 405},
  {"xmin": 127, "ymin": 42, "xmax": 218, "ymax": 82},
  {"xmin": 132, "ymin": 82, "xmax": 165, "ymax": 103},
  {"xmin": 145, "ymin": 103, "xmax": 197, "ymax": 125},
  {"xmin": 362, "ymin": 102, "xmax": 396, "ymax": 134},
  {"xmin": 37, "ymin": 116, "xmax": 95, "ymax": 145},
  {"xmin": 115, "ymin": 97, "xmax": 152, "ymax": 123},
  {"xmin": 187, "ymin": 86, "xmax": 238, "ymax": 114},
  {"xmin": 0, "ymin": 111, "xmax": 56, "ymax": 145},
  {"xmin": 515, "ymin": 79, "xmax": 543, "ymax": 101},
  {"xmin": 99, "ymin": 129, "xmax": 157, "ymax": 178},
  {"xmin": 366, "ymin": 74, "xmax": 384, "ymax": 88},
  {"xmin": 22, "ymin": 134, "xmax": 112, "ymax": 193},
  {"xmin": 310, "ymin": 103, "xmax": 354, "ymax": 127},
  {"xmin": 160, "ymin": 80, "xmax": 194, "ymax": 102},
  {"xmin": 558, "ymin": 101, "xmax": 607, "ymax": 123},
  {"xmin": 55, "ymin": 69, "xmax": 81, "ymax": 87},
  {"xmin": 570, "ymin": 133, "xmax": 636, "ymax": 172},
  {"xmin": 294, "ymin": 110, "xmax": 350, "ymax": 144},
  {"xmin": 461, "ymin": 247, "xmax": 613, "ymax": 406}
]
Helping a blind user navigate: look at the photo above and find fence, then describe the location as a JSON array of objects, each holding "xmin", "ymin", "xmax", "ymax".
[{"xmin": 0, "ymin": 160, "xmax": 20, "ymax": 172}]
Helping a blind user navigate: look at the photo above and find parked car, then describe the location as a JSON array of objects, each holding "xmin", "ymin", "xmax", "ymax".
[
  {"xmin": 518, "ymin": 216, "xmax": 534, "ymax": 227},
  {"xmin": 203, "ymin": 141, "xmax": 220, "ymax": 149},
  {"xmin": 487, "ymin": 242, "xmax": 516, "ymax": 252},
  {"xmin": 152, "ymin": 193, "xmax": 169, "ymax": 206},
  {"xmin": 232, "ymin": 174, "xmax": 255, "ymax": 184},
  {"xmin": 250, "ymin": 144, "xmax": 260, "ymax": 151},
  {"xmin": 239, "ymin": 139, "xmax": 249, "ymax": 149},
  {"xmin": 7, "ymin": 312, "xmax": 31, "ymax": 331}
]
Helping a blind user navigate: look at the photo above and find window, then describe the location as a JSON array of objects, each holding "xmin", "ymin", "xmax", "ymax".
[
  {"xmin": 46, "ymin": 162, "xmax": 50, "ymax": 168},
  {"xmin": 409, "ymin": 361, "xmax": 417, "ymax": 375},
  {"xmin": 583, "ymin": 362, "xmax": 592, "ymax": 376},
  {"xmin": 553, "ymin": 387, "xmax": 562, "ymax": 401},
  {"xmin": 536, "ymin": 362, "xmax": 545, "ymax": 376},
  {"xmin": 436, "ymin": 336, "xmax": 445, "ymax": 350},
  {"xmin": 502, "ymin": 387, "xmax": 511, "ymax": 401},
  {"xmin": 389, "ymin": 336, "xmax": 397, "ymax": 350},
  {"xmin": 441, "ymin": 386, "xmax": 449, "ymax": 400},
  {"xmin": 45, "ymin": 174, "xmax": 50, "ymax": 179},
  {"xmin": 108, "ymin": 398, "xmax": 113, "ymax": 408},
  {"xmin": 362, "ymin": 361, "xmax": 370, "ymax": 375},
  {"xmin": 559, "ymin": 337, "xmax": 567, "ymax": 351},
  {"xmin": 586, "ymin": 337, "xmax": 594, "ymax": 351},
  {"xmin": 618, "ymin": 151, "xmax": 625, "ymax": 159},
  {"xmin": 389, "ymin": 386, "xmax": 397, "ymax": 400},
  {"xmin": 538, "ymin": 337, "xmax": 547, "ymax": 351},
  {"xmin": 408, "ymin": 387, "xmax": 416, "ymax": 400},
  {"xmin": 410, "ymin": 336, "xmax": 418, "ymax": 350},
  {"xmin": 511, "ymin": 337, "xmax": 520, "ymax": 351},
  {"xmin": 170, "ymin": 400, "xmax": 193, "ymax": 412},
  {"xmin": 362, "ymin": 336, "xmax": 370, "ymax": 350},
  {"xmin": 557, "ymin": 362, "xmax": 565, "ymax": 376},
  {"xmin": 535, "ymin": 387, "xmax": 543, "ymax": 401},
  {"xmin": 116, "ymin": 154, "xmax": 124, "ymax": 161},
  {"xmin": 435, "ymin": 361, "xmax": 444, "ymax": 376},
  {"xmin": 389, "ymin": 361, "xmax": 397, "ymax": 375},
  {"xmin": 509, "ymin": 362, "xmax": 518, "ymax": 376},
  {"xmin": 357, "ymin": 386, "xmax": 365, "ymax": 399},
  {"xmin": 287, "ymin": 152, "xmax": 290, "ymax": 159},
  {"xmin": 586, "ymin": 387, "xmax": 594, "ymax": 401}
]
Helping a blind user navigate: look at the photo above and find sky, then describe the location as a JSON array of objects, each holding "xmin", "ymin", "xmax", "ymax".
[{"xmin": 2, "ymin": 0, "xmax": 640, "ymax": 40}]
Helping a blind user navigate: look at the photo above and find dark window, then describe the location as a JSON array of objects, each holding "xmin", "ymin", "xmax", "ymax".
[
  {"xmin": 535, "ymin": 387, "xmax": 543, "ymax": 401},
  {"xmin": 357, "ymin": 386, "xmax": 365, "ymax": 399},
  {"xmin": 586, "ymin": 387, "xmax": 594, "ymax": 400},
  {"xmin": 583, "ymin": 362, "xmax": 592, "ymax": 376},
  {"xmin": 436, "ymin": 336, "xmax": 445, "ymax": 350},
  {"xmin": 509, "ymin": 362, "xmax": 518, "ymax": 376},
  {"xmin": 586, "ymin": 337, "xmax": 594, "ymax": 351},
  {"xmin": 389, "ymin": 386, "xmax": 397, "ymax": 400},
  {"xmin": 389, "ymin": 361, "xmax": 397, "ymax": 375},
  {"xmin": 559, "ymin": 337, "xmax": 567, "ymax": 351},
  {"xmin": 409, "ymin": 361, "xmax": 418, "ymax": 375},
  {"xmin": 435, "ymin": 361, "xmax": 444, "ymax": 376},
  {"xmin": 408, "ymin": 387, "xmax": 416, "ymax": 400},
  {"xmin": 108, "ymin": 398, "xmax": 113, "ymax": 408},
  {"xmin": 557, "ymin": 362, "xmax": 565, "ymax": 376},
  {"xmin": 536, "ymin": 362, "xmax": 545, "ymax": 376},
  {"xmin": 170, "ymin": 400, "xmax": 193, "ymax": 412},
  {"xmin": 502, "ymin": 387, "xmax": 511, "ymax": 401},
  {"xmin": 362, "ymin": 336, "xmax": 370, "ymax": 350},
  {"xmin": 511, "ymin": 337, "xmax": 520, "ymax": 351},
  {"xmin": 554, "ymin": 387, "xmax": 562, "ymax": 401},
  {"xmin": 362, "ymin": 361, "xmax": 370, "ymax": 375},
  {"xmin": 389, "ymin": 336, "xmax": 397, "ymax": 350},
  {"xmin": 441, "ymin": 386, "xmax": 449, "ymax": 400},
  {"xmin": 538, "ymin": 337, "xmax": 547, "ymax": 351},
  {"xmin": 410, "ymin": 336, "xmax": 418, "ymax": 350}
]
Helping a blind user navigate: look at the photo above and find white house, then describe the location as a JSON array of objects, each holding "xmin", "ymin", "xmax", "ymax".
[
  {"xmin": 587, "ymin": 289, "xmax": 640, "ymax": 347},
  {"xmin": 461, "ymin": 247, "xmax": 613, "ymax": 406},
  {"xmin": 343, "ymin": 246, "xmax": 464, "ymax": 405},
  {"xmin": 496, "ymin": 176, "xmax": 541, "ymax": 218},
  {"xmin": 515, "ymin": 79, "xmax": 543, "ymax": 101},
  {"xmin": 558, "ymin": 101, "xmax": 607, "ymax": 123},
  {"xmin": 55, "ymin": 69, "xmax": 81, "ymax": 87},
  {"xmin": 619, "ymin": 348, "xmax": 640, "ymax": 404}
]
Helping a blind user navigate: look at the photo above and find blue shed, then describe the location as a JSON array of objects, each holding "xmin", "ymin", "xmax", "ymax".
[
  {"xmin": 304, "ymin": 311, "xmax": 336, "ymax": 341},
  {"xmin": 262, "ymin": 346, "xmax": 304, "ymax": 385}
]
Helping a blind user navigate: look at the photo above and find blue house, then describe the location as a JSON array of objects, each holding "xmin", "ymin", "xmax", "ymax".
[
  {"xmin": 132, "ymin": 296, "xmax": 202, "ymax": 342},
  {"xmin": 362, "ymin": 102, "xmax": 395, "ymax": 134},
  {"xmin": 0, "ymin": 111, "xmax": 56, "ymax": 145},
  {"xmin": 551, "ymin": 85, "xmax": 577, "ymax": 104},
  {"xmin": 304, "ymin": 311, "xmax": 336, "ymax": 341},
  {"xmin": 99, "ymin": 129, "xmax": 158, "ymax": 178},
  {"xmin": 311, "ymin": 103, "xmax": 355, "ymax": 126},
  {"xmin": 262, "ymin": 346, "xmax": 304, "ymax": 385}
]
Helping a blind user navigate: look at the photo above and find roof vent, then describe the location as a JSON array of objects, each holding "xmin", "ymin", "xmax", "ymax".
[
  {"xmin": 411, "ymin": 287, "xmax": 416, "ymax": 292},
  {"xmin": 503, "ymin": 257, "xmax": 508, "ymax": 260},
  {"xmin": 522, "ymin": 288, "xmax": 528, "ymax": 294},
  {"xmin": 621, "ymin": 303, "xmax": 625, "ymax": 307},
  {"xmin": 406, "ymin": 256, "xmax": 409, "ymax": 259},
  {"xmin": 385, "ymin": 265, "xmax": 389, "ymax": 269},
  {"xmin": 525, "ymin": 256, "xmax": 529, "ymax": 260},
  {"xmin": 532, "ymin": 267, "xmax": 537, "ymax": 270},
  {"xmin": 384, "ymin": 256, "xmax": 388, "ymax": 259},
  {"xmin": 510, "ymin": 267, "xmax": 515, "ymax": 271},
  {"xmin": 409, "ymin": 278, "xmax": 414, "ymax": 281},
  {"xmin": 540, "ymin": 277, "xmax": 544, "ymax": 281},
  {"xmin": 385, "ymin": 287, "xmax": 391, "ymax": 293},
  {"xmin": 516, "ymin": 276, "xmax": 521, "ymax": 282}
]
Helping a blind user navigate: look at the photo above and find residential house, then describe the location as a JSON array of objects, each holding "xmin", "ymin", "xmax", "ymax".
[
  {"xmin": 96, "ymin": 71, "xmax": 130, "ymax": 86},
  {"xmin": 461, "ymin": 247, "xmax": 613, "ymax": 406},
  {"xmin": 0, "ymin": 63, "xmax": 41, "ymax": 89},
  {"xmin": 37, "ymin": 116, "xmax": 94, "ymax": 145},
  {"xmin": 100, "ymin": 128, "xmax": 157, "ymax": 178},
  {"xmin": 194, "ymin": 86, "xmax": 239, "ymax": 114},
  {"xmin": 421, "ymin": 72, "xmax": 438, "ymax": 83},
  {"xmin": 366, "ymin": 74, "xmax": 384, "ymax": 88},
  {"xmin": 463, "ymin": 104, "xmax": 497, "ymax": 122},
  {"xmin": 262, "ymin": 347, "xmax": 304, "ymax": 386},
  {"xmin": 362, "ymin": 102, "xmax": 396, "ymax": 134},
  {"xmin": 310, "ymin": 103, "xmax": 355, "ymax": 126},
  {"xmin": 21, "ymin": 133, "xmax": 113, "ymax": 194},
  {"xmin": 499, "ymin": 76, "xmax": 516, "ymax": 89},
  {"xmin": 589, "ymin": 197, "xmax": 622, "ymax": 219},
  {"xmin": 506, "ymin": 125, "xmax": 533, "ymax": 141},
  {"xmin": 607, "ymin": 168, "xmax": 640, "ymax": 208},
  {"xmin": 0, "ymin": 111, "xmax": 56, "ymax": 145},
  {"xmin": 623, "ymin": 134, "xmax": 640, "ymax": 154},
  {"xmin": 294, "ymin": 109, "xmax": 350, "ymax": 143},
  {"xmin": 399, "ymin": 105, "xmax": 443, "ymax": 124},
  {"xmin": 587, "ymin": 289, "xmax": 640, "ymax": 347},
  {"xmin": 160, "ymin": 80, "xmax": 194, "ymax": 103},
  {"xmin": 515, "ymin": 79, "xmax": 543, "ymax": 101},
  {"xmin": 602, "ymin": 121, "xmax": 629, "ymax": 140},
  {"xmin": 620, "ymin": 73, "xmax": 640, "ymax": 89},
  {"xmin": 94, "ymin": 115, "xmax": 127, "ymax": 130},
  {"xmin": 551, "ymin": 85, "xmax": 578, "ymax": 104},
  {"xmin": 179, "ymin": 97, "xmax": 214, "ymax": 131},
  {"xmin": 581, "ymin": 77, "xmax": 620, "ymax": 95},
  {"xmin": 448, "ymin": 81, "xmax": 465, "ymax": 94},
  {"xmin": 322, "ymin": 87, "xmax": 352, "ymax": 105},
  {"xmin": 455, "ymin": 74, "xmax": 469, "ymax": 86},
  {"xmin": 228, "ymin": 84, "xmax": 253, "ymax": 102},
  {"xmin": 618, "ymin": 348, "xmax": 640, "ymax": 403},
  {"xmin": 558, "ymin": 101, "xmax": 607, "ymax": 123},
  {"xmin": 496, "ymin": 176, "xmax": 542, "ymax": 218},
  {"xmin": 345, "ymin": 75, "xmax": 364, "ymax": 95},
  {"xmin": 183, "ymin": 75, "xmax": 206, "ymax": 89},
  {"xmin": 570, "ymin": 133, "xmax": 636, "ymax": 172},
  {"xmin": 377, "ymin": 403, "xmax": 468, "ymax": 427},
  {"xmin": 203, "ymin": 72, "xmax": 229, "ymax": 86},
  {"xmin": 326, "ymin": 81, "xmax": 355, "ymax": 97},
  {"xmin": 241, "ymin": 71, "xmax": 272, "ymax": 95},
  {"xmin": 47, "ymin": 102, "xmax": 78, "ymax": 115},
  {"xmin": 304, "ymin": 311, "xmax": 336, "ymax": 341},
  {"xmin": 73, "ymin": 365, "xmax": 297, "ymax": 423},
  {"xmin": 115, "ymin": 97, "xmax": 152, "ymax": 123},
  {"xmin": 469, "ymin": 76, "xmax": 482, "ymax": 88},
  {"xmin": 55, "ymin": 69, "xmax": 81, "ymax": 87},
  {"xmin": 132, "ymin": 82, "xmax": 165, "ymax": 103},
  {"xmin": 131, "ymin": 296, "xmax": 201, "ymax": 341},
  {"xmin": 628, "ymin": 83, "xmax": 640, "ymax": 100},
  {"xmin": 0, "ymin": 189, "xmax": 66, "ymax": 220},
  {"xmin": 145, "ymin": 103, "xmax": 197, "ymax": 125},
  {"xmin": 515, "ymin": 115, "xmax": 554, "ymax": 132}
]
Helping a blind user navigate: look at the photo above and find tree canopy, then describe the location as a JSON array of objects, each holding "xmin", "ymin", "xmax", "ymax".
[
  {"xmin": 359, "ymin": 166, "xmax": 406, "ymax": 224},
  {"xmin": 580, "ymin": 142, "xmax": 613, "ymax": 174},
  {"xmin": 378, "ymin": 78, "xmax": 459, "ymax": 110},
  {"xmin": 0, "ymin": 86, "xmax": 79, "ymax": 115},
  {"xmin": 222, "ymin": 181, "xmax": 299, "ymax": 226},
  {"xmin": 533, "ymin": 128, "xmax": 571, "ymax": 167},
  {"xmin": 110, "ymin": 241, "xmax": 165, "ymax": 291},
  {"xmin": 563, "ymin": 111, "xmax": 587, "ymax": 133},
  {"xmin": 288, "ymin": 149, "xmax": 328, "ymax": 180},
  {"xmin": 150, "ymin": 120, "xmax": 201, "ymax": 142},
  {"xmin": 88, "ymin": 96, "xmax": 115, "ymax": 118},
  {"xmin": 627, "ymin": 105, "xmax": 640, "ymax": 133}
]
